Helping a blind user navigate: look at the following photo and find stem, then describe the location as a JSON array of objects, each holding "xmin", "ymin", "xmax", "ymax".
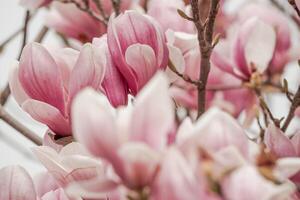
[
  {"xmin": 0, "ymin": 10, "xmax": 31, "ymax": 106},
  {"xmin": 0, "ymin": 28, "xmax": 23, "ymax": 53},
  {"xmin": 111, "ymin": 0, "xmax": 121, "ymax": 15},
  {"xmin": 190, "ymin": 0, "xmax": 220, "ymax": 118},
  {"xmin": 281, "ymin": 86, "xmax": 300, "ymax": 132},
  {"xmin": 34, "ymin": 26, "xmax": 49, "ymax": 43},
  {"xmin": 92, "ymin": 0, "xmax": 109, "ymax": 22},
  {"xmin": 0, "ymin": 106, "xmax": 42, "ymax": 145}
]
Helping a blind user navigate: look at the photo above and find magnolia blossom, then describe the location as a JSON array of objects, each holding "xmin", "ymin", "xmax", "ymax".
[
  {"xmin": 167, "ymin": 30, "xmax": 256, "ymax": 116},
  {"xmin": 107, "ymin": 10, "xmax": 169, "ymax": 95},
  {"xmin": 212, "ymin": 17, "xmax": 277, "ymax": 81},
  {"xmin": 265, "ymin": 124, "xmax": 300, "ymax": 183},
  {"xmin": 0, "ymin": 165, "xmax": 72, "ymax": 200},
  {"xmin": 147, "ymin": 0, "xmax": 194, "ymax": 33},
  {"xmin": 46, "ymin": 0, "xmax": 133, "ymax": 43},
  {"xmin": 9, "ymin": 40, "xmax": 128, "ymax": 136},
  {"xmin": 72, "ymin": 73, "xmax": 174, "ymax": 190}
]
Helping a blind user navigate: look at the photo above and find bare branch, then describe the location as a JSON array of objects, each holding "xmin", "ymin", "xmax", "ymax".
[
  {"xmin": 0, "ymin": 105, "xmax": 42, "ymax": 145},
  {"xmin": 281, "ymin": 86, "xmax": 300, "ymax": 132}
]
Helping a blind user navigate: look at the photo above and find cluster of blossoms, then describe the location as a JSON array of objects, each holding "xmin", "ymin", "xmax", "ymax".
[{"xmin": 1, "ymin": 0, "xmax": 300, "ymax": 199}]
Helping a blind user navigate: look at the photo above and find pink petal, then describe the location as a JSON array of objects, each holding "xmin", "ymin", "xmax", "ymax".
[
  {"xmin": 41, "ymin": 188, "xmax": 69, "ymax": 200},
  {"xmin": 22, "ymin": 99, "xmax": 71, "ymax": 136},
  {"xmin": 118, "ymin": 143, "xmax": 160, "ymax": 189},
  {"xmin": 72, "ymin": 89, "xmax": 121, "ymax": 163},
  {"xmin": 152, "ymin": 148, "xmax": 206, "ymax": 200},
  {"xmin": 34, "ymin": 172, "xmax": 59, "ymax": 198},
  {"xmin": 222, "ymin": 166, "xmax": 294, "ymax": 200},
  {"xmin": 93, "ymin": 36, "xmax": 129, "ymax": 107},
  {"xmin": 264, "ymin": 124, "xmax": 297, "ymax": 158},
  {"xmin": 125, "ymin": 44, "xmax": 157, "ymax": 93},
  {"xmin": 184, "ymin": 108, "xmax": 249, "ymax": 157},
  {"xmin": 291, "ymin": 131, "xmax": 300, "ymax": 156},
  {"xmin": 243, "ymin": 18, "xmax": 276, "ymax": 73},
  {"xmin": 129, "ymin": 73, "xmax": 174, "ymax": 150},
  {"xmin": 0, "ymin": 166, "xmax": 36, "ymax": 200},
  {"xmin": 69, "ymin": 43, "xmax": 106, "ymax": 102},
  {"xmin": 19, "ymin": 43, "xmax": 65, "ymax": 113},
  {"xmin": 9, "ymin": 61, "xmax": 29, "ymax": 105}
]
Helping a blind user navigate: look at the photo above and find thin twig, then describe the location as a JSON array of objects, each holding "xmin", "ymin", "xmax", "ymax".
[
  {"xmin": 282, "ymin": 86, "xmax": 300, "ymax": 132},
  {"xmin": 92, "ymin": 0, "xmax": 109, "ymax": 22},
  {"xmin": 0, "ymin": 10, "xmax": 31, "ymax": 106},
  {"xmin": 0, "ymin": 106, "xmax": 42, "ymax": 145},
  {"xmin": 111, "ymin": 0, "xmax": 121, "ymax": 16},
  {"xmin": 190, "ymin": 0, "xmax": 220, "ymax": 118},
  {"xmin": 34, "ymin": 26, "xmax": 49, "ymax": 43},
  {"xmin": 0, "ymin": 27, "xmax": 23, "ymax": 53}
]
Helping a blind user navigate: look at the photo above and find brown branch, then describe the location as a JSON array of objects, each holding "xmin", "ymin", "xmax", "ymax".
[
  {"xmin": 92, "ymin": 0, "xmax": 109, "ymax": 22},
  {"xmin": 111, "ymin": 0, "xmax": 121, "ymax": 16},
  {"xmin": 34, "ymin": 26, "xmax": 49, "ymax": 43},
  {"xmin": 190, "ymin": 0, "xmax": 220, "ymax": 118},
  {"xmin": 281, "ymin": 86, "xmax": 300, "ymax": 132},
  {"xmin": 0, "ymin": 28, "xmax": 23, "ymax": 53},
  {"xmin": 288, "ymin": 0, "xmax": 300, "ymax": 17},
  {"xmin": 0, "ymin": 10, "xmax": 31, "ymax": 106},
  {"xmin": 0, "ymin": 105, "xmax": 42, "ymax": 145}
]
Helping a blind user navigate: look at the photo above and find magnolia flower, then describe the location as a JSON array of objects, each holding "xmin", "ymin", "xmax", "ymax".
[
  {"xmin": 167, "ymin": 30, "xmax": 256, "ymax": 117},
  {"xmin": 20, "ymin": 0, "xmax": 52, "ymax": 9},
  {"xmin": 107, "ymin": 10, "xmax": 169, "ymax": 95},
  {"xmin": 46, "ymin": 2, "xmax": 107, "ymax": 43},
  {"xmin": 265, "ymin": 124, "xmax": 300, "ymax": 183},
  {"xmin": 151, "ymin": 148, "xmax": 221, "ymax": 200},
  {"xmin": 176, "ymin": 108, "xmax": 249, "ymax": 158},
  {"xmin": 212, "ymin": 17, "xmax": 276, "ymax": 81},
  {"xmin": 72, "ymin": 73, "xmax": 174, "ymax": 189},
  {"xmin": 222, "ymin": 166, "xmax": 295, "ymax": 200},
  {"xmin": 147, "ymin": 0, "xmax": 194, "ymax": 33},
  {"xmin": 237, "ymin": 4, "xmax": 293, "ymax": 75},
  {"xmin": 10, "ymin": 40, "xmax": 128, "ymax": 136},
  {"xmin": 0, "ymin": 165, "xmax": 72, "ymax": 200}
]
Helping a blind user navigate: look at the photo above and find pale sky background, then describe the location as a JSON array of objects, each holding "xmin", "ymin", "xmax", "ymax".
[{"xmin": 0, "ymin": 0, "xmax": 299, "ymax": 176}]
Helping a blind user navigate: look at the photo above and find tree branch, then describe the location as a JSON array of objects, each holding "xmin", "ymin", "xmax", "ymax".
[
  {"xmin": 0, "ymin": 105, "xmax": 42, "ymax": 145},
  {"xmin": 190, "ymin": 0, "xmax": 220, "ymax": 118},
  {"xmin": 281, "ymin": 86, "xmax": 300, "ymax": 132}
]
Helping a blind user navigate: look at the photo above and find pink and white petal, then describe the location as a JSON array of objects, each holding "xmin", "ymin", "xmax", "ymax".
[
  {"xmin": 291, "ymin": 131, "xmax": 300, "ymax": 156},
  {"xmin": 222, "ymin": 166, "xmax": 294, "ymax": 200},
  {"xmin": 41, "ymin": 188, "xmax": 70, "ymax": 200},
  {"xmin": 165, "ymin": 30, "xmax": 198, "ymax": 53},
  {"xmin": 129, "ymin": 73, "xmax": 174, "ymax": 150},
  {"xmin": 72, "ymin": 89, "xmax": 120, "ymax": 162},
  {"xmin": 244, "ymin": 18, "xmax": 276, "ymax": 73},
  {"xmin": 276, "ymin": 158, "xmax": 300, "ymax": 179},
  {"xmin": 93, "ymin": 36, "xmax": 129, "ymax": 107},
  {"xmin": 0, "ymin": 166, "xmax": 36, "ymax": 200},
  {"xmin": 152, "ymin": 148, "xmax": 206, "ymax": 200},
  {"xmin": 34, "ymin": 172, "xmax": 59, "ymax": 198},
  {"xmin": 9, "ymin": 61, "xmax": 29, "ymax": 105},
  {"xmin": 187, "ymin": 108, "xmax": 249, "ymax": 157},
  {"xmin": 125, "ymin": 44, "xmax": 157, "ymax": 93},
  {"xmin": 66, "ymin": 177, "xmax": 119, "ymax": 200},
  {"xmin": 168, "ymin": 44, "xmax": 185, "ymax": 74},
  {"xmin": 69, "ymin": 43, "xmax": 106, "ymax": 101},
  {"xmin": 118, "ymin": 142, "xmax": 160, "ymax": 189},
  {"xmin": 32, "ymin": 146, "xmax": 69, "ymax": 179},
  {"xmin": 264, "ymin": 124, "xmax": 297, "ymax": 158},
  {"xmin": 50, "ymin": 48, "xmax": 79, "ymax": 92},
  {"xmin": 59, "ymin": 142, "xmax": 90, "ymax": 157},
  {"xmin": 22, "ymin": 99, "xmax": 71, "ymax": 136},
  {"xmin": 19, "ymin": 43, "xmax": 65, "ymax": 112}
]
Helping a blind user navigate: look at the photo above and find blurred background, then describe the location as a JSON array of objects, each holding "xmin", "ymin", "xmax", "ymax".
[{"xmin": 0, "ymin": 0, "xmax": 299, "ymax": 176}]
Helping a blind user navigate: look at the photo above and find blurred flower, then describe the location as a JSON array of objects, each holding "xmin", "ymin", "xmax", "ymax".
[
  {"xmin": 72, "ymin": 73, "xmax": 174, "ymax": 189},
  {"xmin": 20, "ymin": 0, "xmax": 52, "ymax": 9},
  {"xmin": 107, "ymin": 10, "xmax": 169, "ymax": 95}
]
